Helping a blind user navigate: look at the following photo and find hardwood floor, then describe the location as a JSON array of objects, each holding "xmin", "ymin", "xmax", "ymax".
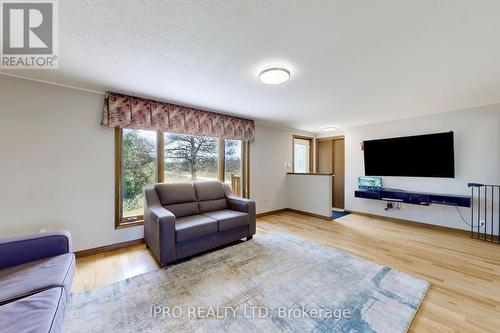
[
  {"xmin": 73, "ymin": 212, "xmax": 500, "ymax": 332},
  {"xmin": 72, "ymin": 243, "xmax": 158, "ymax": 293}
]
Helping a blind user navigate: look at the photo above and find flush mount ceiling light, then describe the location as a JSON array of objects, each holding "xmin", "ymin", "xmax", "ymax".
[
  {"xmin": 259, "ymin": 67, "xmax": 290, "ymax": 84},
  {"xmin": 322, "ymin": 126, "xmax": 339, "ymax": 131}
]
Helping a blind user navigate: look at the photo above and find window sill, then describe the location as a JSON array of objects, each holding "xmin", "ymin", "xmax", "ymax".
[{"xmin": 115, "ymin": 220, "xmax": 144, "ymax": 230}]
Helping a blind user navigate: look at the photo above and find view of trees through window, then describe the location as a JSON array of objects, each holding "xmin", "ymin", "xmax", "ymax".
[
  {"xmin": 225, "ymin": 139, "xmax": 242, "ymax": 196},
  {"xmin": 122, "ymin": 129, "xmax": 157, "ymax": 218},
  {"xmin": 164, "ymin": 133, "xmax": 218, "ymax": 182},
  {"xmin": 119, "ymin": 129, "xmax": 245, "ymax": 223}
]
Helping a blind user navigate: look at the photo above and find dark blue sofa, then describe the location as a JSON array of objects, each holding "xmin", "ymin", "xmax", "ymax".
[{"xmin": 0, "ymin": 231, "xmax": 75, "ymax": 333}]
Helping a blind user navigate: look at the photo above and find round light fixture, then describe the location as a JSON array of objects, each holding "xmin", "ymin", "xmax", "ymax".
[
  {"xmin": 259, "ymin": 67, "xmax": 290, "ymax": 84},
  {"xmin": 322, "ymin": 126, "xmax": 338, "ymax": 131}
]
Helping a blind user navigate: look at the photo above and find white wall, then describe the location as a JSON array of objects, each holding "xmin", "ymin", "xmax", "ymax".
[
  {"xmin": 0, "ymin": 75, "xmax": 144, "ymax": 251},
  {"xmin": 287, "ymin": 174, "xmax": 332, "ymax": 218},
  {"xmin": 345, "ymin": 104, "xmax": 500, "ymax": 231},
  {"xmin": 249, "ymin": 123, "xmax": 315, "ymax": 214}
]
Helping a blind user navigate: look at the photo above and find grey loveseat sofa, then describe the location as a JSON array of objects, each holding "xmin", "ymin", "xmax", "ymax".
[
  {"xmin": 144, "ymin": 180, "xmax": 256, "ymax": 266},
  {"xmin": 0, "ymin": 231, "xmax": 75, "ymax": 333}
]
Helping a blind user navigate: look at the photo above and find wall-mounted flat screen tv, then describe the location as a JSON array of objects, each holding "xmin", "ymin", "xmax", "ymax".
[{"xmin": 363, "ymin": 131, "xmax": 455, "ymax": 178}]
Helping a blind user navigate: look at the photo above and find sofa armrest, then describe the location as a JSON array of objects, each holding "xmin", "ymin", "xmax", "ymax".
[
  {"xmin": 226, "ymin": 195, "xmax": 254, "ymax": 213},
  {"xmin": 0, "ymin": 231, "xmax": 72, "ymax": 269},
  {"xmin": 144, "ymin": 186, "xmax": 177, "ymax": 266},
  {"xmin": 150, "ymin": 206, "xmax": 175, "ymax": 222},
  {"xmin": 151, "ymin": 206, "xmax": 176, "ymax": 265},
  {"xmin": 224, "ymin": 185, "xmax": 256, "ymax": 236}
]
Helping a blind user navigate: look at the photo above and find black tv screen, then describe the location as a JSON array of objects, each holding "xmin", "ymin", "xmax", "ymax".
[{"xmin": 363, "ymin": 132, "xmax": 455, "ymax": 178}]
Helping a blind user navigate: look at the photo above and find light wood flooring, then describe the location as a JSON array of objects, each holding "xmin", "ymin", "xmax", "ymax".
[{"xmin": 73, "ymin": 212, "xmax": 500, "ymax": 333}]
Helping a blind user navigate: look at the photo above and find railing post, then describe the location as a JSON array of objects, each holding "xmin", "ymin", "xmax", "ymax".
[{"xmin": 469, "ymin": 183, "xmax": 500, "ymax": 244}]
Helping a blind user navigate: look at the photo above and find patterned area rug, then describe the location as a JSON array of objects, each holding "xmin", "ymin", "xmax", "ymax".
[{"xmin": 65, "ymin": 232, "xmax": 429, "ymax": 333}]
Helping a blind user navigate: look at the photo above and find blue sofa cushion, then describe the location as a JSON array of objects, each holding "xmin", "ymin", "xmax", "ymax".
[
  {"xmin": 0, "ymin": 287, "xmax": 66, "ymax": 333},
  {"xmin": 0, "ymin": 253, "xmax": 75, "ymax": 305}
]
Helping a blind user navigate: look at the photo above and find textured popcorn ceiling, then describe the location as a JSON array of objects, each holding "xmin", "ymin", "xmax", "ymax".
[{"xmin": 2, "ymin": 0, "xmax": 500, "ymax": 133}]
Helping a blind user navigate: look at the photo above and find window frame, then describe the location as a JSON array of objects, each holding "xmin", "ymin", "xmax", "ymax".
[
  {"xmin": 115, "ymin": 128, "xmax": 249, "ymax": 229},
  {"xmin": 292, "ymin": 135, "xmax": 314, "ymax": 173}
]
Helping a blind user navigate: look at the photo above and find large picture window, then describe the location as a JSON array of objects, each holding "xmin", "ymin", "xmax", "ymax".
[
  {"xmin": 115, "ymin": 128, "xmax": 249, "ymax": 228},
  {"xmin": 164, "ymin": 133, "xmax": 219, "ymax": 183}
]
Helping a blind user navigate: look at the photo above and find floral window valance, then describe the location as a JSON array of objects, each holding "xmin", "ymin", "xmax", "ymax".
[{"xmin": 102, "ymin": 92, "xmax": 255, "ymax": 142}]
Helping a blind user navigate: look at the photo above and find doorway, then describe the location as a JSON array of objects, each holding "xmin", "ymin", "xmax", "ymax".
[{"xmin": 317, "ymin": 136, "xmax": 345, "ymax": 210}]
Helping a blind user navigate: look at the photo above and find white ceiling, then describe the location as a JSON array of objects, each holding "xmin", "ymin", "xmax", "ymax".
[{"xmin": 3, "ymin": 0, "xmax": 500, "ymax": 134}]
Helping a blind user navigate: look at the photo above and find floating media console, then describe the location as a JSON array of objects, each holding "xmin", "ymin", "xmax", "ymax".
[{"xmin": 354, "ymin": 188, "xmax": 471, "ymax": 208}]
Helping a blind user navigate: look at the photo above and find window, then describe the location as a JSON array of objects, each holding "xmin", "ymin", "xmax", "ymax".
[
  {"xmin": 115, "ymin": 128, "xmax": 249, "ymax": 228},
  {"xmin": 224, "ymin": 139, "xmax": 243, "ymax": 196},
  {"xmin": 120, "ymin": 129, "xmax": 157, "ymax": 222},
  {"xmin": 293, "ymin": 136, "xmax": 312, "ymax": 173},
  {"xmin": 164, "ymin": 133, "xmax": 218, "ymax": 182}
]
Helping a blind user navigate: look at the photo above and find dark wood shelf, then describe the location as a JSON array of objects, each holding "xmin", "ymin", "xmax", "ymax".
[{"xmin": 354, "ymin": 188, "xmax": 471, "ymax": 207}]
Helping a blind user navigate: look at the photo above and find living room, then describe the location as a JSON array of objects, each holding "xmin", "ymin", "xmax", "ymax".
[{"xmin": 0, "ymin": 1, "xmax": 499, "ymax": 333}]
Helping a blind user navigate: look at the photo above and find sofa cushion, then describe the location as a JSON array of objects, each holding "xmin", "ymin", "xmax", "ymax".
[
  {"xmin": 0, "ymin": 287, "xmax": 66, "ymax": 333},
  {"xmin": 194, "ymin": 181, "xmax": 228, "ymax": 213},
  {"xmin": 194, "ymin": 181, "xmax": 226, "ymax": 201},
  {"xmin": 164, "ymin": 202, "xmax": 200, "ymax": 218},
  {"xmin": 155, "ymin": 183, "xmax": 197, "ymax": 205},
  {"xmin": 0, "ymin": 253, "xmax": 75, "ymax": 305},
  {"xmin": 198, "ymin": 199, "xmax": 228, "ymax": 213},
  {"xmin": 175, "ymin": 215, "xmax": 218, "ymax": 242},
  {"xmin": 202, "ymin": 209, "xmax": 250, "ymax": 232}
]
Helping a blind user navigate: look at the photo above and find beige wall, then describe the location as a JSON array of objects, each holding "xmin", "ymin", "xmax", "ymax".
[
  {"xmin": 287, "ymin": 174, "xmax": 332, "ymax": 217},
  {"xmin": 249, "ymin": 123, "xmax": 315, "ymax": 214},
  {"xmin": 0, "ymin": 75, "xmax": 144, "ymax": 251},
  {"xmin": 345, "ymin": 104, "xmax": 500, "ymax": 232}
]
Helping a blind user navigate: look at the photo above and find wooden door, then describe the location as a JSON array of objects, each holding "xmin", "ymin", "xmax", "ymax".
[
  {"xmin": 332, "ymin": 139, "xmax": 345, "ymax": 209},
  {"xmin": 317, "ymin": 140, "xmax": 333, "ymax": 174}
]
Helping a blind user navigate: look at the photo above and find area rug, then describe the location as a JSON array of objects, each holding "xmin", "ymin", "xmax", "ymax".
[{"xmin": 64, "ymin": 232, "xmax": 429, "ymax": 333}]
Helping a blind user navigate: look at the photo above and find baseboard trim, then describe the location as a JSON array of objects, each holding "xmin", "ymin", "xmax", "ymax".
[
  {"xmin": 286, "ymin": 208, "xmax": 332, "ymax": 221},
  {"xmin": 350, "ymin": 210, "xmax": 471, "ymax": 235},
  {"xmin": 256, "ymin": 209, "xmax": 288, "ymax": 218},
  {"xmin": 75, "ymin": 238, "xmax": 145, "ymax": 258},
  {"xmin": 257, "ymin": 208, "xmax": 332, "ymax": 221}
]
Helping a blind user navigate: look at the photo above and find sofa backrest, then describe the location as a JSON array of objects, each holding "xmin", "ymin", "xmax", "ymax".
[
  {"xmin": 154, "ymin": 183, "xmax": 200, "ymax": 217},
  {"xmin": 194, "ymin": 181, "xmax": 228, "ymax": 213}
]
